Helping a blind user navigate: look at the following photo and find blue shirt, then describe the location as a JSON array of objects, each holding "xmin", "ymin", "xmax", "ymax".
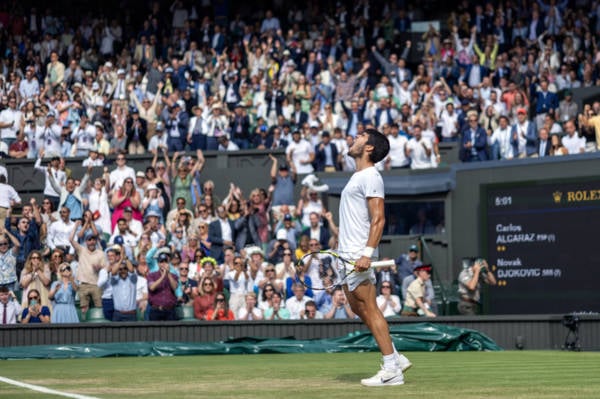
[
  {"xmin": 64, "ymin": 193, "xmax": 83, "ymax": 220},
  {"xmin": 110, "ymin": 272, "xmax": 138, "ymax": 311}
]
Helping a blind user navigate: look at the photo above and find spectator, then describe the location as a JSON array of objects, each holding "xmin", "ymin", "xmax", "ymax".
[
  {"xmin": 225, "ymin": 254, "xmax": 249, "ymax": 314},
  {"xmin": 69, "ymin": 226, "xmax": 106, "ymax": 317},
  {"xmin": 0, "ymin": 285, "xmax": 21, "ymax": 324},
  {"xmin": 285, "ymin": 282, "xmax": 313, "ymax": 319},
  {"xmin": 20, "ymin": 288, "xmax": 51, "ymax": 324},
  {"xmin": 206, "ymin": 292, "xmax": 235, "ymax": 321},
  {"xmin": 457, "ymin": 258, "xmax": 497, "ymax": 315},
  {"xmin": 147, "ymin": 252, "xmax": 179, "ymax": 321},
  {"xmin": 193, "ymin": 276, "xmax": 217, "ymax": 320},
  {"xmin": 19, "ymin": 251, "xmax": 51, "ymax": 310},
  {"xmin": 237, "ymin": 292, "xmax": 263, "ymax": 320},
  {"xmin": 395, "ymin": 244, "xmax": 423, "ymax": 285},
  {"xmin": 401, "ymin": 264, "xmax": 436, "ymax": 317},
  {"xmin": 109, "ymin": 152, "xmax": 136, "ymax": 190},
  {"xmin": 109, "ymin": 259, "xmax": 138, "ymax": 322},
  {"xmin": 561, "ymin": 119, "xmax": 586, "ymax": 154},
  {"xmin": 377, "ymin": 282, "xmax": 402, "ymax": 317},
  {"xmin": 300, "ymin": 300, "xmax": 324, "ymax": 319},
  {"xmin": 208, "ymin": 205, "xmax": 236, "ymax": 263},
  {"xmin": 322, "ymin": 287, "xmax": 355, "ymax": 319},
  {"xmin": 406, "ymin": 125, "xmax": 435, "ymax": 168},
  {"xmin": 264, "ymin": 291, "xmax": 290, "ymax": 320},
  {"xmin": 110, "ymin": 176, "xmax": 142, "ymax": 231},
  {"xmin": 459, "ymin": 115, "xmax": 489, "ymax": 162},
  {"xmin": 177, "ymin": 262, "xmax": 197, "ymax": 305},
  {"xmin": 48, "ymin": 166, "xmax": 90, "ymax": 221},
  {"xmin": 510, "ymin": 108, "xmax": 538, "ymax": 158},
  {"xmin": 48, "ymin": 262, "xmax": 79, "ymax": 323},
  {"xmin": 301, "ymin": 213, "xmax": 330, "ymax": 250},
  {"xmin": 286, "ymin": 130, "xmax": 315, "ymax": 174}
]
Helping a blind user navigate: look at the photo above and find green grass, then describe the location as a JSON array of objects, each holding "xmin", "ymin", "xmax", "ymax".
[{"xmin": 1, "ymin": 351, "xmax": 600, "ymax": 398}]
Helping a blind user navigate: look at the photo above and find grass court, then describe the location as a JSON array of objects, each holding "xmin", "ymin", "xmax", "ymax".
[{"xmin": 1, "ymin": 351, "xmax": 599, "ymax": 398}]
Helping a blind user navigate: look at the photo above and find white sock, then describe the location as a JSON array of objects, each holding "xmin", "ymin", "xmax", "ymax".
[{"xmin": 383, "ymin": 353, "xmax": 398, "ymax": 370}]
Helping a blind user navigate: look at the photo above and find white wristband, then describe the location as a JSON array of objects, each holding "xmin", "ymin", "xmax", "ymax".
[{"xmin": 362, "ymin": 246, "xmax": 375, "ymax": 258}]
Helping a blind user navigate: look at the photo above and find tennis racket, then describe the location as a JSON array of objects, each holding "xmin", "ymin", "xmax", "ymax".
[{"xmin": 294, "ymin": 250, "xmax": 395, "ymax": 291}]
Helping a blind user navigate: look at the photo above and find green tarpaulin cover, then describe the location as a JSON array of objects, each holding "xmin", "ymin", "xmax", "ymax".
[{"xmin": 0, "ymin": 323, "xmax": 501, "ymax": 360}]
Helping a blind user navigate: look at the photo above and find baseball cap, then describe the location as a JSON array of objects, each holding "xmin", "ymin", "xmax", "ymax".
[
  {"xmin": 279, "ymin": 164, "xmax": 289, "ymax": 171},
  {"xmin": 123, "ymin": 206, "xmax": 133, "ymax": 212},
  {"xmin": 517, "ymin": 107, "xmax": 527, "ymax": 115},
  {"xmin": 136, "ymin": 171, "xmax": 145, "ymax": 178},
  {"xmin": 409, "ymin": 244, "xmax": 419, "ymax": 252},
  {"xmin": 155, "ymin": 121, "xmax": 165, "ymax": 131},
  {"xmin": 157, "ymin": 253, "xmax": 170, "ymax": 262},
  {"xmin": 283, "ymin": 214, "xmax": 293, "ymax": 221}
]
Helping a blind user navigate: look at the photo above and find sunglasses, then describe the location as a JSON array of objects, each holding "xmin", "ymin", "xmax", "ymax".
[
  {"xmin": 283, "ymin": 252, "xmax": 292, "ymax": 256},
  {"xmin": 29, "ymin": 296, "xmax": 39, "ymax": 300},
  {"xmin": 216, "ymin": 298, "xmax": 225, "ymax": 302},
  {"xmin": 180, "ymin": 267, "xmax": 189, "ymax": 271},
  {"xmin": 31, "ymin": 256, "xmax": 41, "ymax": 259},
  {"xmin": 61, "ymin": 266, "xmax": 72, "ymax": 272},
  {"xmin": 0, "ymin": 242, "xmax": 8, "ymax": 246},
  {"xmin": 265, "ymin": 269, "xmax": 275, "ymax": 272},
  {"xmin": 382, "ymin": 285, "xmax": 391, "ymax": 288},
  {"xmin": 175, "ymin": 230, "xmax": 183, "ymax": 233},
  {"xmin": 203, "ymin": 282, "xmax": 213, "ymax": 286},
  {"xmin": 118, "ymin": 267, "xmax": 128, "ymax": 271}
]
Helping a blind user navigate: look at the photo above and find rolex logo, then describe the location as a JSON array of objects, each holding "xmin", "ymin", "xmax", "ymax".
[{"xmin": 553, "ymin": 191, "xmax": 562, "ymax": 204}]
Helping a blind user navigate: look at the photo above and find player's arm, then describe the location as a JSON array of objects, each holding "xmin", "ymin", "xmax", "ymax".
[{"xmin": 354, "ymin": 196, "xmax": 385, "ymax": 272}]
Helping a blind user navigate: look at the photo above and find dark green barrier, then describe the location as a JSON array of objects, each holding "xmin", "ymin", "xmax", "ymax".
[{"xmin": 0, "ymin": 323, "xmax": 500, "ymax": 359}]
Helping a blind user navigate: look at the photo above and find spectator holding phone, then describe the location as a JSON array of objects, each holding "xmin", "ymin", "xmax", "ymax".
[
  {"xmin": 21, "ymin": 288, "xmax": 51, "ymax": 323},
  {"xmin": 457, "ymin": 258, "xmax": 497, "ymax": 315},
  {"xmin": 206, "ymin": 292, "xmax": 235, "ymax": 321}
]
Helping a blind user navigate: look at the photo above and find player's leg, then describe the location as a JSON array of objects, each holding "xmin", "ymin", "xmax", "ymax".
[{"xmin": 344, "ymin": 281, "xmax": 409, "ymax": 386}]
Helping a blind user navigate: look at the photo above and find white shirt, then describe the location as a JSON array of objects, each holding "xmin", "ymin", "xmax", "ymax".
[
  {"xmin": 562, "ymin": 133, "xmax": 586, "ymax": 154},
  {"xmin": 0, "ymin": 108, "xmax": 22, "ymax": 140},
  {"xmin": 439, "ymin": 110, "xmax": 459, "ymax": 139},
  {"xmin": 338, "ymin": 166, "xmax": 384, "ymax": 258},
  {"xmin": 136, "ymin": 274, "xmax": 148, "ymax": 301},
  {"xmin": 47, "ymin": 219, "xmax": 76, "ymax": 252},
  {"xmin": 34, "ymin": 160, "xmax": 66, "ymax": 197},
  {"xmin": 71, "ymin": 124, "xmax": 96, "ymax": 151},
  {"xmin": 406, "ymin": 137, "xmax": 433, "ymax": 169},
  {"xmin": 286, "ymin": 139, "xmax": 314, "ymax": 174},
  {"xmin": 226, "ymin": 270, "xmax": 248, "ymax": 295},
  {"xmin": 97, "ymin": 268, "xmax": 114, "ymax": 299},
  {"xmin": 218, "ymin": 217, "xmax": 232, "ymax": 242},
  {"xmin": 285, "ymin": 295, "xmax": 312, "ymax": 319},
  {"xmin": 0, "ymin": 182, "xmax": 21, "ymax": 208},
  {"xmin": 109, "ymin": 166, "xmax": 135, "ymax": 190},
  {"xmin": 40, "ymin": 124, "xmax": 62, "ymax": 156},
  {"xmin": 376, "ymin": 294, "xmax": 402, "ymax": 317},
  {"xmin": 387, "ymin": 134, "xmax": 409, "ymax": 167},
  {"xmin": 489, "ymin": 126, "xmax": 514, "ymax": 159},
  {"xmin": 237, "ymin": 307, "xmax": 263, "ymax": 320},
  {"xmin": 148, "ymin": 133, "xmax": 167, "ymax": 152}
]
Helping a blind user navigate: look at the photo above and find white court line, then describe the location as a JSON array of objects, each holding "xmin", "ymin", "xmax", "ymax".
[{"xmin": 0, "ymin": 375, "xmax": 100, "ymax": 399}]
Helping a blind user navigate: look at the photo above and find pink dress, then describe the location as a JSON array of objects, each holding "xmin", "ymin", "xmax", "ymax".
[{"xmin": 111, "ymin": 195, "xmax": 143, "ymax": 230}]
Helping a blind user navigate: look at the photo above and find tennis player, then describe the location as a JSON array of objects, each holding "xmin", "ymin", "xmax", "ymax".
[{"xmin": 338, "ymin": 128, "xmax": 411, "ymax": 387}]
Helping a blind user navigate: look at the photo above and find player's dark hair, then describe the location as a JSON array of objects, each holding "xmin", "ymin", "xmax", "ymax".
[{"xmin": 365, "ymin": 128, "xmax": 390, "ymax": 164}]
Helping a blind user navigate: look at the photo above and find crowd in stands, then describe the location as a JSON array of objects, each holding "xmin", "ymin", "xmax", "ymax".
[{"xmin": 1, "ymin": 0, "xmax": 600, "ymax": 323}]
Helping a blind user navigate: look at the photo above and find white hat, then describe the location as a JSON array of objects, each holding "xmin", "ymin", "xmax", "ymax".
[
  {"xmin": 276, "ymin": 229, "xmax": 287, "ymax": 241},
  {"xmin": 104, "ymin": 61, "xmax": 113, "ymax": 68},
  {"xmin": 146, "ymin": 183, "xmax": 158, "ymax": 191},
  {"xmin": 94, "ymin": 121, "xmax": 104, "ymax": 129},
  {"xmin": 117, "ymin": 68, "xmax": 126, "ymax": 75},
  {"xmin": 92, "ymin": 82, "xmax": 100, "ymax": 90}
]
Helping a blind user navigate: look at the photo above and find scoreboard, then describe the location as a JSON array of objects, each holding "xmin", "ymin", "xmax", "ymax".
[{"xmin": 481, "ymin": 179, "xmax": 600, "ymax": 314}]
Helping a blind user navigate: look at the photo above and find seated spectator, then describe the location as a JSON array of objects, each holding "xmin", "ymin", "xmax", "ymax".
[
  {"xmin": 194, "ymin": 277, "xmax": 217, "ymax": 320},
  {"xmin": 264, "ymin": 291, "xmax": 290, "ymax": 320},
  {"xmin": 376, "ymin": 282, "xmax": 402, "ymax": 318},
  {"xmin": 300, "ymin": 300, "xmax": 324, "ymax": 319},
  {"xmin": 20, "ymin": 288, "xmax": 51, "ymax": 323},
  {"xmin": 322, "ymin": 287, "xmax": 355, "ymax": 319},
  {"xmin": 178, "ymin": 262, "xmax": 198, "ymax": 305},
  {"xmin": 0, "ymin": 286, "xmax": 21, "ymax": 324},
  {"xmin": 401, "ymin": 265, "xmax": 436, "ymax": 317},
  {"xmin": 285, "ymin": 282, "xmax": 313, "ymax": 319},
  {"xmin": 206, "ymin": 292, "xmax": 235, "ymax": 321},
  {"xmin": 237, "ymin": 292, "xmax": 263, "ymax": 320}
]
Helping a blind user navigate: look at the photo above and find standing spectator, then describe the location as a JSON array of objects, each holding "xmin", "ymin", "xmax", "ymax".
[
  {"xmin": 385, "ymin": 123, "xmax": 409, "ymax": 169},
  {"xmin": 406, "ymin": 125, "xmax": 435, "ymax": 168},
  {"xmin": 193, "ymin": 276, "xmax": 217, "ymax": 320},
  {"xmin": 457, "ymin": 258, "xmax": 497, "ymax": 315},
  {"xmin": 0, "ymin": 286, "xmax": 21, "ymax": 324},
  {"xmin": 510, "ymin": 108, "xmax": 537, "ymax": 158},
  {"xmin": 460, "ymin": 113, "xmax": 489, "ymax": 162},
  {"xmin": 110, "ymin": 177, "xmax": 142, "ymax": 231},
  {"xmin": 0, "ymin": 176, "xmax": 21, "ymax": 229},
  {"xmin": 19, "ymin": 251, "xmax": 51, "ymax": 310},
  {"xmin": 48, "ymin": 262, "xmax": 79, "ymax": 323},
  {"xmin": 489, "ymin": 115, "xmax": 514, "ymax": 160},
  {"xmin": 70, "ymin": 226, "xmax": 106, "ymax": 317},
  {"xmin": 34, "ymin": 153, "xmax": 65, "ymax": 210},
  {"xmin": 269, "ymin": 155, "xmax": 297, "ymax": 221},
  {"xmin": 109, "ymin": 152, "xmax": 136, "ymax": 190},
  {"xmin": 5, "ymin": 212, "xmax": 40, "ymax": 279},
  {"xmin": 208, "ymin": 205, "xmax": 236, "ymax": 263},
  {"xmin": 48, "ymin": 166, "xmax": 91, "ymax": 221},
  {"xmin": 286, "ymin": 130, "xmax": 315, "ymax": 174},
  {"xmin": 225, "ymin": 255, "xmax": 248, "ymax": 314},
  {"xmin": 532, "ymin": 78, "xmax": 558, "ymax": 129},
  {"xmin": 561, "ymin": 119, "xmax": 586, "ymax": 154},
  {"xmin": 314, "ymin": 131, "xmax": 340, "ymax": 172},
  {"xmin": 110, "ymin": 260, "xmax": 138, "ymax": 321},
  {"xmin": 147, "ymin": 252, "xmax": 179, "ymax": 321},
  {"xmin": 71, "ymin": 114, "xmax": 96, "ymax": 157},
  {"xmin": 0, "ymin": 96, "xmax": 22, "ymax": 147},
  {"xmin": 164, "ymin": 103, "xmax": 189, "ymax": 152}
]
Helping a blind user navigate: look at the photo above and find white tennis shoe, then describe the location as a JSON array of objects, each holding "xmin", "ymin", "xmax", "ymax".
[
  {"xmin": 398, "ymin": 354, "xmax": 413, "ymax": 372},
  {"xmin": 360, "ymin": 367, "xmax": 405, "ymax": 387}
]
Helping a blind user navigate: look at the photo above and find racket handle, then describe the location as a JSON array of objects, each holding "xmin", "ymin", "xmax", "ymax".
[{"xmin": 371, "ymin": 259, "xmax": 396, "ymax": 269}]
